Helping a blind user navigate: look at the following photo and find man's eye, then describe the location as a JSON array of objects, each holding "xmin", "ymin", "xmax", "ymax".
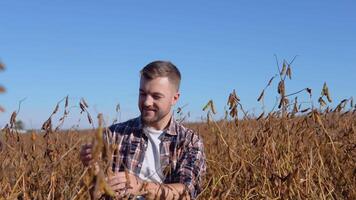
[{"xmin": 153, "ymin": 95, "xmax": 161, "ymax": 99}]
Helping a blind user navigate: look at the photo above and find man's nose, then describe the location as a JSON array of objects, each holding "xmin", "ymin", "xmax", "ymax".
[{"xmin": 143, "ymin": 95, "xmax": 153, "ymax": 107}]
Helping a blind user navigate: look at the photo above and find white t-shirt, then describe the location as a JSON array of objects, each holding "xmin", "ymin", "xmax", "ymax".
[{"xmin": 138, "ymin": 127, "xmax": 164, "ymax": 183}]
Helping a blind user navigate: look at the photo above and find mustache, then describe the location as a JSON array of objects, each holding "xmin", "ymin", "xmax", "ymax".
[{"xmin": 142, "ymin": 107, "xmax": 157, "ymax": 111}]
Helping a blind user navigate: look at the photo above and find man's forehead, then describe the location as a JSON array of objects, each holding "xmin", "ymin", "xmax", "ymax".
[
  {"xmin": 140, "ymin": 76, "xmax": 168, "ymax": 82},
  {"xmin": 140, "ymin": 76, "xmax": 178, "ymax": 90}
]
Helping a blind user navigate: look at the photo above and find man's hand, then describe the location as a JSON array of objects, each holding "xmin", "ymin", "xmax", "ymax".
[
  {"xmin": 80, "ymin": 143, "xmax": 93, "ymax": 166},
  {"xmin": 107, "ymin": 171, "xmax": 144, "ymax": 198}
]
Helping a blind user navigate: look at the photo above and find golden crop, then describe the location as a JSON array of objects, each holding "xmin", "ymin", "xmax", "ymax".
[{"xmin": 1, "ymin": 58, "xmax": 355, "ymax": 199}]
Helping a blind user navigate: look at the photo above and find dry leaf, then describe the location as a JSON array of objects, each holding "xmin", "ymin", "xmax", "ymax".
[
  {"xmin": 0, "ymin": 61, "xmax": 5, "ymax": 71},
  {"xmin": 306, "ymin": 88, "xmax": 312, "ymax": 97},
  {"xmin": 281, "ymin": 61, "xmax": 287, "ymax": 76},
  {"xmin": 318, "ymin": 97, "xmax": 327, "ymax": 107},
  {"xmin": 65, "ymin": 96, "xmax": 69, "ymax": 108},
  {"xmin": 257, "ymin": 90, "xmax": 264, "ymax": 102},
  {"xmin": 52, "ymin": 104, "xmax": 59, "ymax": 115},
  {"xmin": 0, "ymin": 86, "xmax": 5, "ymax": 93},
  {"xmin": 286, "ymin": 66, "xmax": 292, "ymax": 79},
  {"xmin": 278, "ymin": 81, "xmax": 285, "ymax": 96},
  {"xmin": 81, "ymin": 98, "xmax": 89, "ymax": 108}
]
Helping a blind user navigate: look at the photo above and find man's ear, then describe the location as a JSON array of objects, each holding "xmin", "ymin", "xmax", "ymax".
[{"xmin": 172, "ymin": 91, "xmax": 180, "ymax": 106}]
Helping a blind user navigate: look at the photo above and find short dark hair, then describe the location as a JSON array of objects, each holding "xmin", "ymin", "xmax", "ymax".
[{"xmin": 140, "ymin": 60, "xmax": 181, "ymax": 91}]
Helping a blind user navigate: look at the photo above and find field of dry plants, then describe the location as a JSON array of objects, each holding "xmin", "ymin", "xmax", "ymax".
[{"xmin": 0, "ymin": 59, "xmax": 355, "ymax": 199}]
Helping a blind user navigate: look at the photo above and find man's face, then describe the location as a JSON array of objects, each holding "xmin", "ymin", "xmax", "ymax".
[{"xmin": 138, "ymin": 76, "xmax": 180, "ymax": 127}]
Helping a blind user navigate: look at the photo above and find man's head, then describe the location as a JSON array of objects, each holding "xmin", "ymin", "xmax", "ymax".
[{"xmin": 138, "ymin": 61, "xmax": 181, "ymax": 129}]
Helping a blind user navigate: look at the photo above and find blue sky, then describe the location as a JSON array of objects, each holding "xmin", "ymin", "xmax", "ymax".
[{"xmin": 1, "ymin": 0, "xmax": 355, "ymax": 129}]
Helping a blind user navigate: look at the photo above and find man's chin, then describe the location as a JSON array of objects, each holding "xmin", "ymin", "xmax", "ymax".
[{"xmin": 141, "ymin": 116, "xmax": 157, "ymax": 125}]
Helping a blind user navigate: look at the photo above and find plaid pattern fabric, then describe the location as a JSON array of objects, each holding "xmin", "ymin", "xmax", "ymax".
[{"xmin": 104, "ymin": 116, "xmax": 206, "ymax": 199}]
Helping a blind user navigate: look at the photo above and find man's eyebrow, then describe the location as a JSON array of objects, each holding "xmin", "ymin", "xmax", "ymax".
[
  {"xmin": 152, "ymin": 92, "xmax": 165, "ymax": 97},
  {"xmin": 139, "ymin": 89, "xmax": 165, "ymax": 97}
]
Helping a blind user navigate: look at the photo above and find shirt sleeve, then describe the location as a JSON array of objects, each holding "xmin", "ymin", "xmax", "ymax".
[{"xmin": 177, "ymin": 132, "xmax": 207, "ymax": 199}]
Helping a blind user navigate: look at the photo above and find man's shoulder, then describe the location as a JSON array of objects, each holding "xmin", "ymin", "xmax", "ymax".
[
  {"xmin": 173, "ymin": 120, "xmax": 203, "ymax": 143},
  {"xmin": 108, "ymin": 117, "xmax": 140, "ymax": 133}
]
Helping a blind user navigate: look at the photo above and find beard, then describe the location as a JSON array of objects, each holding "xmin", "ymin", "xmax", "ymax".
[{"xmin": 140, "ymin": 108, "xmax": 169, "ymax": 126}]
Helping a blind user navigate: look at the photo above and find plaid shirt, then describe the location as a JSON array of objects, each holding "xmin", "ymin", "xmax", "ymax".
[{"xmin": 104, "ymin": 116, "xmax": 206, "ymax": 199}]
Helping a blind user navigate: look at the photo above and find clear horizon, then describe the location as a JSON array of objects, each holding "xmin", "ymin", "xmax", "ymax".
[{"xmin": 1, "ymin": 0, "xmax": 355, "ymax": 129}]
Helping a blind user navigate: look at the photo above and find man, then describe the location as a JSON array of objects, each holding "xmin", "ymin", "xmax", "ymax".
[{"xmin": 80, "ymin": 61, "xmax": 206, "ymax": 199}]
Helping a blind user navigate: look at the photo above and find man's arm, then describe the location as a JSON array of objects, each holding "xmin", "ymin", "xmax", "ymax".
[
  {"xmin": 143, "ymin": 182, "xmax": 190, "ymax": 200},
  {"xmin": 174, "ymin": 132, "xmax": 207, "ymax": 199},
  {"xmin": 107, "ymin": 172, "xmax": 190, "ymax": 200}
]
